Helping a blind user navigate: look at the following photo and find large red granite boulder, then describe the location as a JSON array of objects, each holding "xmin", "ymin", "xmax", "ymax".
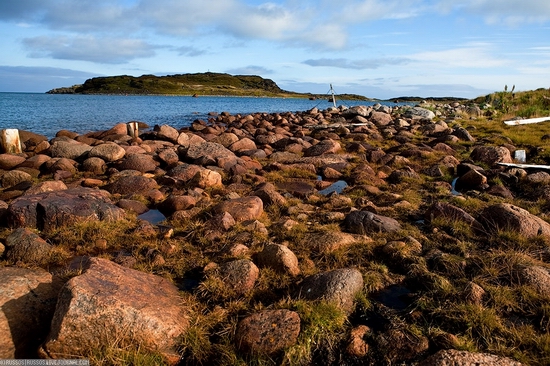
[{"xmin": 40, "ymin": 257, "xmax": 188, "ymax": 364}]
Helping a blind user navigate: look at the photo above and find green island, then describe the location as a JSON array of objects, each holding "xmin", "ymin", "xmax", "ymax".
[{"xmin": 46, "ymin": 72, "xmax": 371, "ymax": 101}]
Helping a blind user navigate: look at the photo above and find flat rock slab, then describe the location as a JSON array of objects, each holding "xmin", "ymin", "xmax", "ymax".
[
  {"xmin": 7, "ymin": 187, "xmax": 125, "ymax": 232},
  {"xmin": 0, "ymin": 267, "xmax": 62, "ymax": 358},
  {"xmin": 40, "ymin": 257, "xmax": 188, "ymax": 364}
]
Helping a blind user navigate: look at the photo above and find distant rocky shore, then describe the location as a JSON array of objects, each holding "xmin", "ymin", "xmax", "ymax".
[{"xmin": 0, "ymin": 100, "xmax": 546, "ymax": 365}]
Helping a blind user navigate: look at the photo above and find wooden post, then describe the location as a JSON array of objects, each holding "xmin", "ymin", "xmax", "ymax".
[
  {"xmin": 0, "ymin": 129, "xmax": 22, "ymax": 154},
  {"xmin": 127, "ymin": 121, "xmax": 139, "ymax": 138}
]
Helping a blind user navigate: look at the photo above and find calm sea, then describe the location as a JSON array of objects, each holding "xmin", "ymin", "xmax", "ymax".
[{"xmin": 0, "ymin": 93, "xmax": 402, "ymax": 138}]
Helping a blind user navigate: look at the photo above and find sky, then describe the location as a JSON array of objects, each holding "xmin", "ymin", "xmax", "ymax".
[{"xmin": 0, "ymin": 0, "xmax": 549, "ymax": 99}]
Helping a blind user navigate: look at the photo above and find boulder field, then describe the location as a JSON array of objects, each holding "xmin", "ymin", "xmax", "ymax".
[{"xmin": 0, "ymin": 101, "xmax": 548, "ymax": 365}]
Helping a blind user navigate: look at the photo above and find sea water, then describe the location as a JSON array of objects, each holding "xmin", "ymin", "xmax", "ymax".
[{"xmin": 0, "ymin": 92, "xmax": 407, "ymax": 138}]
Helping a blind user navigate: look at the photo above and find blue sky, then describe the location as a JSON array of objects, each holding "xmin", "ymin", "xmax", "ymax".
[{"xmin": 0, "ymin": 0, "xmax": 549, "ymax": 99}]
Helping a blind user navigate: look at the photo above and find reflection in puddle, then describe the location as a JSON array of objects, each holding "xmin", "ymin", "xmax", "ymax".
[
  {"xmin": 451, "ymin": 178, "xmax": 461, "ymax": 196},
  {"xmin": 319, "ymin": 180, "xmax": 348, "ymax": 195},
  {"xmin": 137, "ymin": 209, "xmax": 166, "ymax": 225}
]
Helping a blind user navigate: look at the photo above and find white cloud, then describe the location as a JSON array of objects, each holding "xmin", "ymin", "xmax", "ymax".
[
  {"xmin": 23, "ymin": 35, "xmax": 157, "ymax": 64},
  {"xmin": 435, "ymin": 0, "xmax": 550, "ymax": 25},
  {"xmin": 225, "ymin": 65, "xmax": 274, "ymax": 75},
  {"xmin": 409, "ymin": 44, "xmax": 507, "ymax": 68},
  {"xmin": 340, "ymin": 0, "xmax": 423, "ymax": 22},
  {"xmin": 175, "ymin": 46, "xmax": 208, "ymax": 57},
  {"xmin": 303, "ymin": 57, "xmax": 410, "ymax": 69}
]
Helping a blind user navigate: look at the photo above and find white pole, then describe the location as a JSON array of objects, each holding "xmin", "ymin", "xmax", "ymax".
[{"xmin": 330, "ymin": 84, "xmax": 337, "ymax": 108}]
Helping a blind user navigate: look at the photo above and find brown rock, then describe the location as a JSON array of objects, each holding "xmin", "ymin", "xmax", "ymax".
[
  {"xmin": 40, "ymin": 257, "xmax": 188, "ymax": 364},
  {"xmin": 81, "ymin": 178, "xmax": 104, "ymax": 188},
  {"xmin": 420, "ymin": 349, "xmax": 525, "ymax": 366},
  {"xmin": 377, "ymin": 328, "xmax": 429, "ymax": 364},
  {"xmin": 212, "ymin": 132, "xmax": 239, "ymax": 147},
  {"xmin": 218, "ymin": 259, "xmax": 259, "ymax": 296},
  {"xmin": 275, "ymin": 180, "xmax": 316, "ymax": 198},
  {"xmin": 370, "ymin": 110, "xmax": 393, "ymax": 126},
  {"xmin": 5, "ymin": 227, "xmax": 52, "ymax": 264},
  {"xmin": 103, "ymin": 174, "xmax": 158, "ymax": 196},
  {"xmin": 186, "ymin": 142, "xmax": 236, "ymax": 166},
  {"xmin": 81, "ymin": 157, "xmax": 107, "ymax": 174},
  {"xmin": 479, "ymin": 203, "xmax": 550, "ymax": 238},
  {"xmin": 470, "ymin": 145, "xmax": 513, "ymax": 165},
  {"xmin": 88, "ymin": 142, "xmax": 126, "ymax": 162},
  {"xmin": 1, "ymin": 170, "xmax": 33, "ymax": 189},
  {"xmin": 95, "ymin": 122, "xmax": 129, "ymax": 139},
  {"xmin": 346, "ymin": 325, "xmax": 370, "ymax": 357},
  {"xmin": 167, "ymin": 163, "xmax": 202, "ymax": 182},
  {"xmin": 117, "ymin": 199, "xmax": 149, "ymax": 214},
  {"xmin": 256, "ymin": 243, "xmax": 300, "ymax": 276},
  {"xmin": 191, "ymin": 168, "xmax": 223, "ymax": 189},
  {"xmin": 157, "ymin": 148, "xmax": 180, "ymax": 167},
  {"xmin": 304, "ymin": 139, "xmax": 341, "ymax": 157},
  {"xmin": 303, "ymin": 231, "xmax": 361, "ymax": 253},
  {"xmin": 157, "ymin": 194, "xmax": 197, "ymax": 216},
  {"xmin": 8, "ymin": 187, "xmax": 125, "ymax": 232},
  {"xmin": 235, "ymin": 309, "xmax": 300, "ymax": 355},
  {"xmin": 343, "ymin": 210, "xmax": 402, "ymax": 235},
  {"xmin": 17, "ymin": 154, "xmax": 51, "ymax": 170},
  {"xmin": 24, "ymin": 180, "xmax": 67, "ymax": 196},
  {"xmin": 213, "ymin": 196, "xmax": 264, "ymax": 223},
  {"xmin": 425, "ymin": 202, "xmax": 484, "ymax": 232},
  {"xmin": 253, "ymin": 182, "xmax": 287, "ymax": 207},
  {"xmin": 154, "ymin": 124, "xmax": 180, "ymax": 143},
  {"xmin": 42, "ymin": 157, "xmax": 77, "ymax": 175},
  {"xmin": 456, "ymin": 169, "xmax": 487, "ymax": 190},
  {"xmin": 0, "ymin": 154, "xmax": 26, "ymax": 170},
  {"xmin": 229, "ymin": 137, "xmax": 257, "ymax": 153},
  {"xmin": 463, "ymin": 281, "xmax": 486, "ymax": 305},
  {"xmin": 49, "ymin": 140, "xmax": 91, "ymax": 160},
  {"xmin": 224, "ymin": 243, "xmax": 249, "ymax": 257},
  {"xmin": 518, "ymin": 265, "xmax": 550, "ymax": 297},
  {"xmin": 117, "ymin": 153, "xmax": 159, "ymax": 173},
  {"xmin": 388, "ymin": 166, "xmax": 420, "ymax": 184},
  {"xmin": 298, "ymin": 268, "xmax": 364, "ymax": 313},
  {"xmin": 0, "ymin": 267, "xmax": 62, "ymax": 358}
]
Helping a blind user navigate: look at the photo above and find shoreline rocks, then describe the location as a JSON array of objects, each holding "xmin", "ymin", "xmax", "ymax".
[{"xmin": 0, "ymin": 101, "xmax": 547, "ymax": 364}]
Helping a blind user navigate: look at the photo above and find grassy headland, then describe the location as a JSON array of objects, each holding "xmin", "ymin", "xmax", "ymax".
[{"xmin": 46, "ymin": 72, "xmax": 371, "ymax": 100}]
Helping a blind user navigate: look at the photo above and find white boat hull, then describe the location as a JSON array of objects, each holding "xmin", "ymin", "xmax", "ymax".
[{"xmin": 504, "ymin": 116, "xmax": 550, "ymax": 125}]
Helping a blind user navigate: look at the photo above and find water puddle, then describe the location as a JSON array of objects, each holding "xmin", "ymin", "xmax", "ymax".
[
  {"xmin": 137, "ymin": 209, "xmax": 166, "ymax": 225},
  {"xmin": 373, "ymin": 284, "xmax": 413, "ymax": 311},
  {"xmin": 319, "ymin": 180, "xmax": 348, "ymax": 195},
  {"xmin": 451, "ymin": 178, "xmax": 461, "ymax": 196}
]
